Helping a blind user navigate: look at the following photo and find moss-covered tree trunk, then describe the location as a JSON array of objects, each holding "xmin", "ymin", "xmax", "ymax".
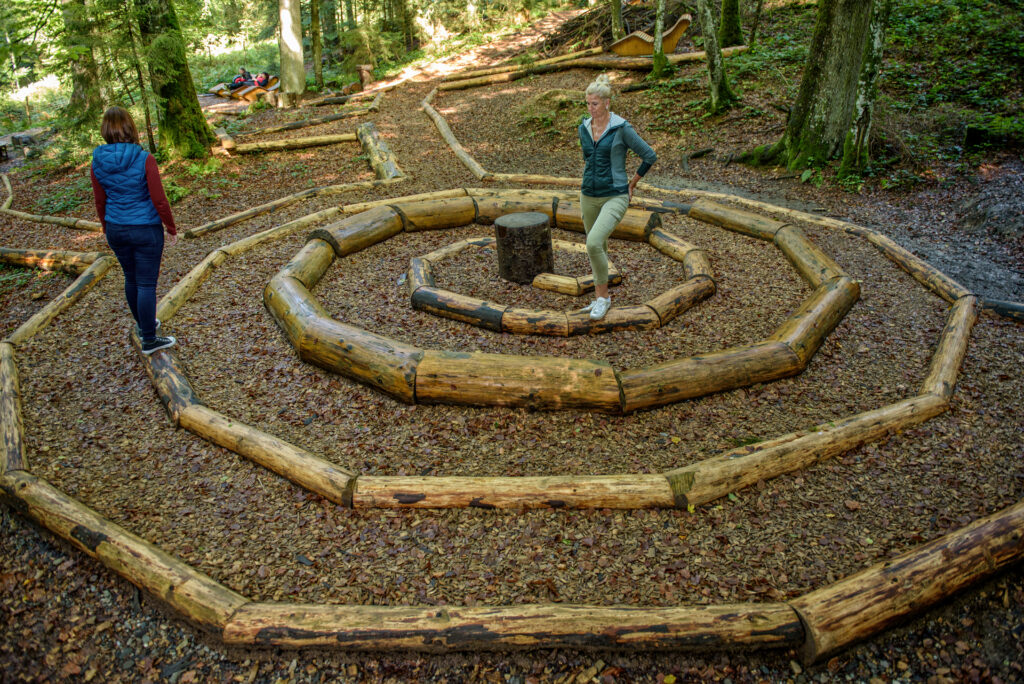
[
  {"xmin": 696, "ymin": 0, "xmax": 737, "ymax": 113},
  {"xmin": 279, "ymin": 0, "xmax": 305, "ymax": 107},
  {"xmin": 839, "ymin": 0, "xmax": 892, "ymax": 178},
  {"xmin": 741, "ymin": 0, "xmax": 873, "ymax": 169},
  {"xmin": 311, "ymin": 0, "xmax": 324, "ymax": 90},
  {"xmin": 137, "ymin": 0, "xmax": 215, "ymax": 159},
  {"xmin": 60, "ymin": 0, "xmax": 104, "ymax": 128},
  {"xmin": 610, "ymin": 0, "xmax": 624, "ymax": 41},
  {"xmin": 650, "ymin": 0, "xmax": 667, "ymax": 77},
  {"xmin": 322, "ymin": 0, "xmax": 338, "ymax": 53},
  {"xmin": 718, "ymin": 0, "xmax": 744, "ymax": 47}
]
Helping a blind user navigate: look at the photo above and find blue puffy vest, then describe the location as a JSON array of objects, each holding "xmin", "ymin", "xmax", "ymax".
[{"xmin": 91, "ymin": 143, "xmax": 161, "ymax": 226}]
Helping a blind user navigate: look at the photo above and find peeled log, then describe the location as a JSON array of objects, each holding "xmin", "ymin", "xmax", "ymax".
[
  {"xmin": 773, "ymin": 225, "xmax": 847, "ymax": 287},
  {"xmin": 0, "ymin": 247, "xmax": 104, "ymax": 275},
  {"xmin": 130, "ymin": 334, "xmax": 201, "ymax": 426},
  {"xmin": 420, "ymin": 236, "xmax": 493, "ymax": 264},
  {"xmin": 310, "ymin": 206, "xmax": 404, "ymax": 257},
  {"xmin": 356, "ymin": 122, "xmax": 404, "ymax": 180},
  {"xmin": 264, "ymin": 275, "xmax": 331, "ymax": 350},
  {"xmin": 683, "ymin": 250, "xmax": 714, "ymax": 280},
  {"xmin": 0, "ymin": 469, "xmax": 248, "ymax": 635},
  {"xmin": 343, "ymin": 189, "xmax": 469, "ymax": 215},
  {"xmin": 663, "ymin": 393, "xmax": 948, "ymax": 508},
  {"xmin": 649, "ymin": 228, "xmax": 699, "ymax": 262},
  {"xmin": 391, "ymin": 197, "xmax": 477, "ymax": 232},
  {"xmin": 301, "ymin": 317, "xmax": 423, "ymax": 403},
  {"xmin": 501, "ymin": 308, "xmax": 569, "ymax": 337},
  {"xmin": 861, "ymin": 229, "xmax": 972, "ymax": 303},
  {"xmin": 352, "ymin": 473, "xmax": 675, "ymax": 509},
  {"xmin": 768, "ymin": 277, "xmax": 860, "ymax": 365},
  {"xmin": 921, "ymin": 296, "xmax": 978, "ymax": 400},
  {"xmin": 791, "ymin": 498, "xmax": 1024, "ymax": 664},
  {"xmin": 407, "ymin": 258, "xmax": 436, "ymax": 294},
  {"xmin": 415, "ymin": 350, "xmax": 622, "ymax": 412},
  {"xmin": 156, "ymin": 250, "xmax": 228, "ymax": 323},
  {"xmin": 279, "ymin": 239, "xmax": 335, "ymax": 289},
  {"xmin": 555, "ymin": 200, "xmax": 659, "ymax": 241},
  {"xmin": 532, "ymin": 273, "xmax": 583, "ymax": 296},
  {"xmin": 474, "ymin": 196, "xmax": 556, "ymax": 224},
  {"xmin": 6, "ymin": 256, "xmax": 116, "ymax": 346},
  {"xmin": 232, "ymin": 133, "xmax": 357, "ymax": 153},
  {"xmin": 688, "ymin": 199, "xmax": 785, "ymax": 241},
  {"xmin": 645, "ymin": 277, "xmax": 716, "ymax": 326},
  {"xmin": 443, "ymin": 47, "xmax": 606, "ymax": 81},
  {"xmin": 567, "ymin": 305, "xmax": 661, "ymax": 336},
  {"xmin": 620, "ymin": 341, "xmax": 803, "ymax": 412},
  {"xmin": 0, "ymin": 342, "xmax": 26, "ymax": 473},
  {"xmin": 221, "ymin": 599, "xmax": 801, "ymax": 651},
  {"xmin": 178, "ymin": 404, "xmax": 355, "ymax": 507},
  {"xmin": 220, "ymin": 207, "xmax": 342, "ymax": 257},
  {"xmin": 412, "ymin": 287, "xmax": 506, "ymax": 332},
  {"xmin": 421, "ymin": 98, "xmax": 490, "ymax": 180},
  {"xmin": 486, "ymin": 173, "xmax": 581, "ymax": 187},
  {"xmin": 236, "ymin": 108, "xmax": 371, "ymax": 138}
]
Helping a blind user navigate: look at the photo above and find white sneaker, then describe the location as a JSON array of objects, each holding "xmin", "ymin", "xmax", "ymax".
[{"xmin": 589, "ymin": 297, "xmax": 611, "ymax": 320}]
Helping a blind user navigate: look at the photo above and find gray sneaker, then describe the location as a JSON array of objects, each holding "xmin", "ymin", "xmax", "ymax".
[{"xmin": 589, "ymin": 297, "xmax": 611, "ymax": 320}]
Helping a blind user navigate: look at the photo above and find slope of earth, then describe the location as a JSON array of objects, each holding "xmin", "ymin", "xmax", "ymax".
[{"xmin": 1, "ymin": 18, "xmax": 1023, "ymax": 684}]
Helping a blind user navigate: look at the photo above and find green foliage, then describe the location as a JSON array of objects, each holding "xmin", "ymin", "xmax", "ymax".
[
  {"xmin": 32, "ymin": 176, "xmax": 91, "ymax": 214},
  {"xmin": 162, "ymin": 179, "xmax": 190, "ymax": 203},
  {"xmin": 186, "ymin": 157, "xmax": 223, "ymax": 177},
  {"xmin": 188, "ymin": 40, "xmax": 279, "ymax": 90}
]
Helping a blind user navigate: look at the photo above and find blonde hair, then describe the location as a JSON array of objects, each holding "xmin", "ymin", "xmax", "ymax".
[{"xmin": 585, "ymin": 73, "xmax": 612, "ymax": 100}]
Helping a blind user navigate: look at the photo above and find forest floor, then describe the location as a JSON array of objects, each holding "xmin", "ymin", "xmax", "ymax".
[{"xmin": 1, "ymin": 13, "xmax": 1023, "ymax": 684}]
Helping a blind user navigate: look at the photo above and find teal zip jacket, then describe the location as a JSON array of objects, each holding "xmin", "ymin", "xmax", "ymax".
[{"xmin": 579, "ymin": 113, "xmax": 657, "ymax": 197}]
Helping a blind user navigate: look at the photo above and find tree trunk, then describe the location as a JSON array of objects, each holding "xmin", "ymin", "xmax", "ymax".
[
  {"xmin": 137, "ymin": 0, "xmax": 215, "ymax": 158},
  {"xmin": 279, "ymin": 0, "xmax": 305, "ymax": 107},
  {"xmin": 610, "ymin": 0, "xmax": 624, "ymax": 40},
  {"xmin": 494, "ymin": 212, "xmax": 554, "ymax": 284},
  {"xmin": 695, "ymin": 0, "xmax": 738, "ymax": 113},
  {"xmin": 839, "ymin": 0, "xmax": 892, "ymax": 178},
  {"xmin": 650, "ymin": 0, "xmax": 667, "ymax": 77},
  {"xmin": 741, "ymin": 0, "xmax": 873, "ymax": 169},
  {"xmin": 322, "ymin": 0, "xmax": 338, "ymax": 52},
  {"xmin": 311, "ymin": 0, "xmax": 324, "ymax": 90},
  {"xmin": 60, "ymin": 0, "xmax": 104, "ymax": 129},
  {"xmin": 718, "ymin": 0, "xmax": 744, "ymax": 47},
  {"xmin": 124, "ymin": 4, "xmax": 157, "ymax": 153},
  {"xmin": 749, "ymin": 0, "xmax": 765, "ymax": 48}
]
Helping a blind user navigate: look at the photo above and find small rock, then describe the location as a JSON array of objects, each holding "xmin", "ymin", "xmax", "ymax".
[{"xmin": 790, "ymin": 660, "xmax": 803, "ymax": 675}]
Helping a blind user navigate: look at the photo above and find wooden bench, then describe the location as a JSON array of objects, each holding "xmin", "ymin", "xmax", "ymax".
[
  {"xmin": 609, "ymin": 14, "xmax": 691, "ymax": 57},
  {"xmin": 209, "ymin": 76, "xmax": 279, "ymax": 102}
]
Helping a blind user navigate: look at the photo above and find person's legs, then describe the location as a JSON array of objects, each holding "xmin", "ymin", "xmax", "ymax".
[
  {"xmin": 129, "ymin": 224, "xmax": 164, "ymax": 341},
  {"xmin": 104, "ymin": 223, "xmax": 141, "ymax": 325},
  {"xmin": 584, "ymin": 194, "xmax": 628, "ymax": 291}
]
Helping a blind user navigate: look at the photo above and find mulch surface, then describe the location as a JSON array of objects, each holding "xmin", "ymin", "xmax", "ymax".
[{"xmin": 1, "ymin": 21, "xmax": 1023, "ymax": 684}]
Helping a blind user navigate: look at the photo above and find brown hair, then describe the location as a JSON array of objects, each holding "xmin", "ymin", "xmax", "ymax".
[{"xmin": 100, "ymin": 106, "xmax": 140, "ymax": 145}]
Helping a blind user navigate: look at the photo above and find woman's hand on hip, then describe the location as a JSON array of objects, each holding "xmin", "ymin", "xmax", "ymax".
[{"xmin": 628, "ymin": 175, "xmax": 640, "ymax": 200}]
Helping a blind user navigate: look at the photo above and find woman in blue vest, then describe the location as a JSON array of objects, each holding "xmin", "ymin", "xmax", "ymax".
[
  {"xmin": 578, "ymin": 73, "xmax": 657, "ymax": 320},
  {"xmin": 90, "ymin": 106, "xmax": 177, "ymax": 354}
]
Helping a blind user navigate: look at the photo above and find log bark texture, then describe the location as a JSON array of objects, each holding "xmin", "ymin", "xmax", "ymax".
[
  {"xmin": 357, "ymin": 122, "xmax": 404, "ymax": 179},
  {"xmin": 279, "ymin": 239, "xmax": 336, "ymax": 289},
  {"xmin": 412, "ymin": 287, "xmax": 506, "ymax": 332},
  {"xmin": 221, "ymin": 599, "xmax": 800, "ymax": 650},
  {"xmin": 407, "ymin": 258, "xmax": 436, "ymax": 294},
  {"xmin": 219, "ymin": 207, "xmax": 343, "ymax": 256},
  {"xmin": 566, "ymin": 305, "xmax": 662, "ymax": 336},
  {"xmin": 352, "ymin": 474, "xmax": 676, "ymax": 509},
  {"xmin": 130, "ymin": 334, "xmax": 201, "ymax": 425},
  {"xmin": 474, "ymin": 196, "xmax": 556, "ymax": 224},
  {"xmin": 920, "ymin": 296, "xmax": 978, "ymax": 400},
  {"xmin": 495, "ymin": 212, "xmax": 554, "ymax": 284},
  {"xmin": 0, "ymin": 247, "xmax": 104, "ymax": 274},
  {"xmin": 0, "ymin": 469, "xmax": 248, "ymax": 635},
  {"xmin": 0, "ymin": 342, "xmax": 26, "ymax": 473},
  {"xmin": 773, "ymin": 225, "xmax": 846, "ymax": 287},
  {"xmin": 421, "ymin": 96, "xmax": 490, "ymax": 180},
  {"xmin": 342, "ymin": 189, "xmax": 469, "ymax": 215},
  {"xmin": 556, "ymin": 201, "xmax": 659, "ymax": 241},
  {"xmin": 264, "ymin": 274, "xmax": 331, "ymax": 350},
  {"xmin": 391, "ymin": 197, "xmax": 477, "ymax": 232},
  {"xmin": 791, "ymin": 498, "xmax": 1024, "ymax": 664},
  {"xmin": 645, "ymin": 278, "xmax": 716, "ymax": 325},
  {"xmin": 310, "ymin": 206, "xmax": 404, "ymax": 258},
  {"xmin": 236, "ymin": 108, "xmax": 371, "ymax": 138},
  {"xmin": 649, "ymin": 228, "xmax": 699, "ymax": 262},
  {"xmin": 862, "ymin": 229, "xmax": 972, "ymax": 302},
  {"xmin": 501, "ymin": 308, "xmax": 570, "ymax": 337},
  {"xmin": 768, "ymin": 277, "xmax": 860, "ymax": 365},
  {"xmin": 233, "ymin": 133, "xmax": 357, "ymax": 153},
  {"xmin": 688, "ymin": 199, "xmax": 784, "ymax": 241}
]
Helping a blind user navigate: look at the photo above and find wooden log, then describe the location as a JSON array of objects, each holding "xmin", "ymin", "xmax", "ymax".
[
  {"xmin": 390, "ymin": 197, "xmax": 477, "ymax": 232},
  {"xmin": 663, "ymin": 393, "xmax": 948, "ymax": 508},
  {"xmin": 474, "ymin": 196, "xmax": 556, "ymax": 224},
  {"xmin": 213, "ymin": 127, "xmax": 236, "ymax": 151},
  {"xmin": 773, "ymin": 225, "xmax": 847, "ymax": 287},
  {"xmin": 178, "ymin": 404, "xmax": 356, "ymax": 507},
  {"xmin": 263, "ymin": 274, "xmax": 331, "ymax": 350},
  {"xmin": 495, "ymin": 212, "xmax": 554, "ymax": 284},
  {"xmin": 412, "ymin": 287, "xmax": 506, "ymax": 332},
  {"xmin": 0, "ymin": 342, "xmax": 26, "ymax": 473},
  {"xmin": 278, "ymin": 238, "xmax": 335, "ymax": 289},
  {"xmin": 531, "ymin": 273, "xmax": 583, "ymax": 296},
  {"xmin": 420, "ymin": 236, "xmax": 493, "ymax": 264},
  {"xmin": 420, "ymin": 98, "xmax": 490, "ymax": 180},
  {"xmin": 368, "ymin": 89, "xmax": 384, "ymax": 112},
  {"xmin": 342, "ymin": 189, "xmax": 469, "ymax": 215},
  {"xmin": 301, "ymin": 316, "xmax": 423, "ymax": 403},
  {"xmin": 620, "ymin": 341, "xmax": 803, "ymax": 412},
  {"xmin": 555, "ymin": 200, "xmax": 659, "ymax": 241},
  {"xmin": 645, "ymin": 277, "xmax": 716, "ymax": 326},
  {"xmin": 129, "ymin": 333, "xmax": 201, "ymax": 426},
  {"xmin": 683, "ymin": 250, "xmax": 714, "ymax": 281},
  {"xmin": 232, "ymin": 133, "xmax": 357, "ymax": 153},
  {"xmin": 0, "ymin": 247, "xmax": 104, "ymax": 275},
  {"xmin": 649, "ymin": 228, "xmax": 699, "ymax": 261},
  {"xmin": 576, "ymin": 266, "xmax": 623, "ymax": 293},
  {"xmin": 415, "ymin": 350, "xmax": 622, "ymax": 412},
  {"xmin": 861, "ymin": 229, "xmax": 972, "ymax": 303},
  {"xmin": 791, "ymin": 498, "xmax": 1024, "ymax": 664},
  {"xmin": 156, "ymin": 250, "xmax": 228, "ymax": 323},
  {"xmin": 6, "ymin": 256, "xmax": 116, "ymax": 346},
  {"xmin": 501, "ymin": 308, "xmax": 570, "ymax": 337},
  {"xmin": 0, "ymin": 469, "xmax": 248, "ymax": 635},
  {"xmin": 1, "ymin": 173, "xmax": 12, "ymax": 209},
  {"xmin": 485, "ymin": 173, "xmax": 581, "ymax": 187},
  {"xmin": 1, "ymin": 174, "xmax": 102, "ymax": 231},
  {"xmin": 768, "ymin": 277, "xmax": 860, "ymax": 365},
  {"xmin": 221, "ymin": 599, "xmax": 801, "ymax": 651},
  {"xmin": 309, "ymin": 205, "xmax": 404, "ymax": 257},
  {"xmin": 218, "ymin": 207, "xmax": 343, "ymax": 256},
  {"xmin": 352, "ymin": 473, "xmax": 674, "ymax": 509},
  {"xmin": 407, "ymin": 257, "xmax": 436, "ymax": 294},
  {"xmin": 566, "ymin": 304, "xmax": 662, "ymax": 336},
  {"xmin": 688, "ymin": 199, "xmax": 785, "ymax": 241},
  {"xmin": 356, "ymin": 122, "xmax": 404, "ymax": 180},
  {"xmin": 235, "ymin": 108, "xmax": 371, "ymax": 138},
  {"xmin": 442, "ymin": 47, "xmax": 606, "ymax": 81},
  {"xmin": 981, "ymin": 297, "xmax": 1024, "ymax": 323},
  {"xmin": 921, "ymin": 296, "xmax": 978, "ymax": 400},
  {"xmin": 467, "ymin": 187, "xmax": 576, "ymax": 203}
]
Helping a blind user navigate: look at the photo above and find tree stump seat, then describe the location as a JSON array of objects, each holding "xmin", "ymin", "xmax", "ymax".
[{"xmin": 494, "ymin": 212, "xmax": 554, "ymax": 284}]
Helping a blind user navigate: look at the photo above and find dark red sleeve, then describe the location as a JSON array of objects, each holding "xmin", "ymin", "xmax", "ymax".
[
  {"xmin": 144, "ymin": 155, "xmax": 177, "ymax": 236},
  {"xmin": 90, "ymin": 165, "xmax": 107, "ymax": 233}
]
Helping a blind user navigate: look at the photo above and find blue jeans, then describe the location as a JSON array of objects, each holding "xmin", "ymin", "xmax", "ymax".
[{"xmin": 105, "ymin": 223, "xmax": 164, "ymax": 340}]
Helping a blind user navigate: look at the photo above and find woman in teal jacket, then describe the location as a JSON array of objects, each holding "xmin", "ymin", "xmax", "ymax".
[{"xmin": 578, "ymin": 73, "xmax": 657, "ymax": 320}]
